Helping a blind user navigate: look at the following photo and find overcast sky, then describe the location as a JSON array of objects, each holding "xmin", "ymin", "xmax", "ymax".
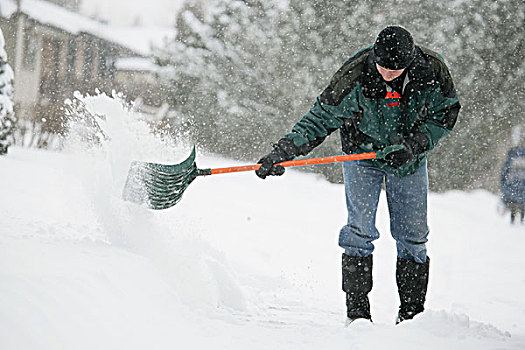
[{"xmin": 79, "ymin": 0, "xmax": 185, "ymax": 27}]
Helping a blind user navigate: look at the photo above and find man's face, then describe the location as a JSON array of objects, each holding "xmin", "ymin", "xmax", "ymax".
[{"xmin": 376, "ymin": 63, "xmax": 405, "ymax": 82}]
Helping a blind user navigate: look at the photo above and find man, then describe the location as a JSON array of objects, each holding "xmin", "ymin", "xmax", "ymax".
[
  {"xmin": 500, "ymin": 145, "xmax": 525, "ymax": 224},
  {"xmin": 255, "ymin": 26, "xmax": 461, "ymax": 324}
]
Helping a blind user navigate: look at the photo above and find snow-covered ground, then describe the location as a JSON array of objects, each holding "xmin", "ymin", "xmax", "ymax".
[{"xmin": 1, "ymin": 94, "xmax": 524, "ymax": 349}]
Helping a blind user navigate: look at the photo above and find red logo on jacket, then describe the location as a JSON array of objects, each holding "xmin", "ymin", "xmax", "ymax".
[{"xmin": 385, "ymin": 91, "xmax": 401, "ymax": 108}]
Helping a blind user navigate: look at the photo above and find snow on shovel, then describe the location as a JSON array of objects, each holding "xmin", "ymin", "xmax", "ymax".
[{"xmin": 122, "ymin": 145, "xmax": 403, "ymax": 210}]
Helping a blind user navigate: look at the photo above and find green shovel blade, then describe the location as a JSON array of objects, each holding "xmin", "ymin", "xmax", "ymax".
[{"xmin": 122, "ymin": 147, "xmax": 210, "ymax": 210}]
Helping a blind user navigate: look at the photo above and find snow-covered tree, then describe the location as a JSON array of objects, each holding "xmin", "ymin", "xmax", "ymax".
[
  {"xmin": 157, "ymin": 0, "xmax": 294, "ymax": 159},
  {"xmin": 156, "ymin": 0, "xmax": 379, "ymax": 164},
  {"xmin": 435, "ymin": 0, "xmax": 525, "ymax": 191},
  {"xmin": 0, "ymin": 28, "xmax": 15, "ymax": 155}
]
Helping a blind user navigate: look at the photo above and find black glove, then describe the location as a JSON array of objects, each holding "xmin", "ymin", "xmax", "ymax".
[
  {"xmin": 384, "ymin": 132, "xmax": 429, "ymax": 169},
  {"xmin": 384, "ymin": 142, "xmax": 414, "ymax": 168},
  {"xmin": 256, "ymin": 138, "xmax": 298, "ymax": 179}
]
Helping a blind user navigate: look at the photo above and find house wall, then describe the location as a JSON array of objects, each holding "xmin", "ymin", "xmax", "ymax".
[{"xmin": 114, "ymin": 69, "xmax": 163, "ymax": 107}]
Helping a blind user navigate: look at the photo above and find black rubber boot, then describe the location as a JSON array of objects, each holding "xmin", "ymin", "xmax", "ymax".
[
  {"xmin": 396, "ymin": 256, "xmax": 430, "ymax": 324},
  {"xmin": 342, "ymin": 253, "xmax": 373, "ymax": 321}
]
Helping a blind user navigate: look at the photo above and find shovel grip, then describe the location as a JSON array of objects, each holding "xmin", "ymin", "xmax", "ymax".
[{"xmin": 208, "ymin": 152, "xmax": 377, "ymax": 175}]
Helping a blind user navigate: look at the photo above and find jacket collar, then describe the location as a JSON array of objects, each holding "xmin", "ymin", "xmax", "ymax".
[{"xmin": 361, "ymin": 46, "xmax": 436, "ymax": 99}]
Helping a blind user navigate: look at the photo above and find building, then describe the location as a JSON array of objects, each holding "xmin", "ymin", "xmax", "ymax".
[{"xmin": 0, "ymin": 0, "xmax": 174, "ymax": 146}]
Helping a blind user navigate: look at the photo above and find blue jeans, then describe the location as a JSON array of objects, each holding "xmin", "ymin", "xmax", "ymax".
[{"xmin": 338, "ymin": 160, "xmax": 429, "ymax": 263}]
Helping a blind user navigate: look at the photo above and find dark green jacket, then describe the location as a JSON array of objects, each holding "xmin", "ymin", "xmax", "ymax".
[{"xmin": 282, "ymin": 46, "xmax": 461, "ymax": 177}]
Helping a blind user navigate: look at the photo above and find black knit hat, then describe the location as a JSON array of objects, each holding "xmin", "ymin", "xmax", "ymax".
[{"xmin": 373, "ymin": 26, "xmax": 415, "ymax": 70}]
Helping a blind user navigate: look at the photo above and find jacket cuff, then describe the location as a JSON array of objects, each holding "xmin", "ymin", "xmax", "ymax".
[{"xmin": 276, "ymin": 137, "xmax": 300, "ymax": 160}]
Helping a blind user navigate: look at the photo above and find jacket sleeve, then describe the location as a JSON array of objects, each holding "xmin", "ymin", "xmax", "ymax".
[
  {"xmin": 413, "ymin": 59, "xmax": 461, "ymax": 152},
  {"xmin": 282, "ymin": 97, "xmax": 345, "ymax": 156}
]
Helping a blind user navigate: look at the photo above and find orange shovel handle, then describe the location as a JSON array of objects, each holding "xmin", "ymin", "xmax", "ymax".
[{"xmin": 208, "ymin": 152, "xmax": 377, "ymax": 175}]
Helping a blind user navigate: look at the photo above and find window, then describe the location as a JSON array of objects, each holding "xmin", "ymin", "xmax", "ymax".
[
  {"xmin": 83, "ymin": 43, "xmax": 93, "ymax": 80},
  {"xmin": 23, "ymin": 32, "xmax": 37, "ymax": 71},
  {"xmin": 66, "ymin": 39, "xmax": 76, "ymax": 77},
  {"xmin": 53, "ymin": 40, "xmax": 60, "ymax": 79},
  {"xmin": 97, "ymin": 42, "xmax": 112, "ymax": 78}
]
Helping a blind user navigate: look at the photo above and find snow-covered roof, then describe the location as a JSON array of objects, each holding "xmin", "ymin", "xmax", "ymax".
[
  {"xmin": 80, "ymin": 0, "xmax": 185, "ymax": 27},
  {"xmin": 0, "ymin": 0, "xmax": 176, "ymax": 56},
  {"xmin": 104, "ymin": 26, "xmax": 175, "ymax": 57},
  {"xmin": 114, "ymin": 57, "xmax": 159, "ymax": 72}
]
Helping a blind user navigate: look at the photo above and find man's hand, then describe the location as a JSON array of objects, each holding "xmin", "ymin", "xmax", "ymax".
[
  {"xmin": 255, "ymin": 138, "xmax": 298, "ymax": 179},
  {"xmin": 384, "ymin": 142, "xmax": 414, "ymax": 168},
  {"xmin": 384, "ymin": 132, "xmax": 428, "ymax": 168},
  {"xmin": 256, "ymin": 155, "xmax": 286, "ymax": 179}
]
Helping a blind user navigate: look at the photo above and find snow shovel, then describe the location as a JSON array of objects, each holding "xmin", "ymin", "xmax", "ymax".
[{"xmin": 122, "ymin": 145, "xmax": 403, "ymax": 210}]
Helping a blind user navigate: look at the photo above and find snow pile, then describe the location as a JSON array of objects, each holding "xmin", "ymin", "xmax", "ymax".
[{"xmin": 1, "ymin": 94, "xmax": 524, "ymax": 349}]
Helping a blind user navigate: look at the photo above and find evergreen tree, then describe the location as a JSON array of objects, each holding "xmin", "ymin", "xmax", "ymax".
[
  {"xmin": 158, "ymin": 0, "xmax": 304, "ymax": 159},
  {"xmin": 0, "ymin": 28, "xmax": 15, "ymax": 155},
  {"xmin": 435, "ymin": 0, "xmax": 525, "ymax": 191},
  {"xmin": 157, "ymin": 0, "xmax": 380, "ymax": 164}
]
